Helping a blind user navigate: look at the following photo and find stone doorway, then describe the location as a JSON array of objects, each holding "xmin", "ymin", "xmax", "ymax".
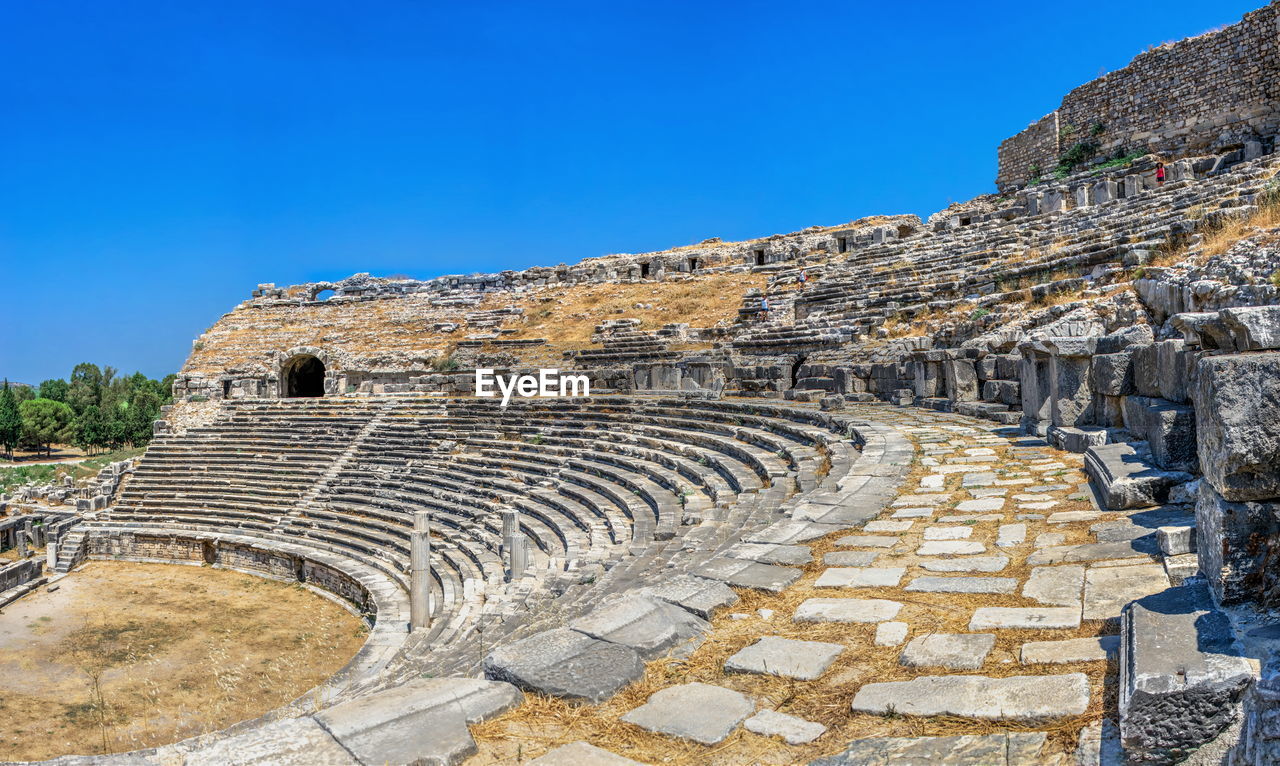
[{"xmin": 282, "ymin": 354, "xmax": 326, "ymax": 398}]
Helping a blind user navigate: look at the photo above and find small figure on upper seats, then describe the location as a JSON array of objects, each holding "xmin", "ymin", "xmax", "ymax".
[
  {"xmin": 759, "ymin": 297, "xmax": 770, "ymax": 319},
  {"xmin": 799, "ymin": 269, "xmax": 808, "ymax": 288},
  {"xmin": 1155, "ymin": 162, "xmax": 1166, "ymax": 185}
]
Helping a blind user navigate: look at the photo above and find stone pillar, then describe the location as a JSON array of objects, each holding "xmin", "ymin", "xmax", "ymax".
[
  {"xmin": 409, "ymin": 511, "xmax": 431, "ymax": 632},
  {"xmin": 46, "ymin": 539, "xmax": 57, "ymax": 570},
  {"xmin": 16, "ymin": 528, "xmax": 28, "ymax": 559},
  {"xmin": 1045, "ymin": 338, "xmax": 1098, "ymax": 428},
  {"xmin": 501, "ymin": 509, "xmax": 529, "ymax": 581}
]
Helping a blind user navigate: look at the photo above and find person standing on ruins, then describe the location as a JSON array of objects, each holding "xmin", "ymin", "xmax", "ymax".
[{"xmin": 1156, "ymin": 162, "xmax": 1166, "ymax": 185}]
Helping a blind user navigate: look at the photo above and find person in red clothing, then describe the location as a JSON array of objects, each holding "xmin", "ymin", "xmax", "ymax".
[{"xmin": 1156, "ymin": 162, "xmax": 1166, "ymax": 185}]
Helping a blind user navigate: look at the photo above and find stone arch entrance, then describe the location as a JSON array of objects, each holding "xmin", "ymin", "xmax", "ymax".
[{"xmin": 281, "ymin": 355, "xmax": 326, "ymax": 398}]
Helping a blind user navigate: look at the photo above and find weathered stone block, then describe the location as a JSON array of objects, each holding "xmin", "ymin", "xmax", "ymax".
[
  {"xmin": 482, "ymin": 628, "xmax": 644, "ymax": 703},
  {"xmin": 1195, "ymin": 481, "xmax": 1280, "ymax": 606},
  {"xmin": 1120, "ymin": 582, "xmax": 1255, "ymax": 764},
  {"xmin": 1194, "ymin": 352, "xmax": 1280, "ymax": 502},
  {"xmin": 1091, "ymin": 351, "xmax": 1135, "ymax": 396},
  {"xmin": 1121, "ymin": 395, "xmax": 1197, "ymax": 472}
]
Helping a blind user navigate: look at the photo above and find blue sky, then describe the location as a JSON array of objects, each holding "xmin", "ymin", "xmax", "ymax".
[{"xmin": 0, "ymin": 0, "xmax": 1262, "ymax": 383}]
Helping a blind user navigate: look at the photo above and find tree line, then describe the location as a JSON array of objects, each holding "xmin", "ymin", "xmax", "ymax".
[{"xmin": 0, "ymin": 364, "xmax": 175, "ymax": 458}]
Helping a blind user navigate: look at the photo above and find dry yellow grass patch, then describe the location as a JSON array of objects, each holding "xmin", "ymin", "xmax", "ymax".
[
  {"xmin": 0, "ymin": 561, "xmax": 366, "ymax": 761},
  {"xmin": 495, "ymin": 272, "xmax": 766, "ymax": 346}
]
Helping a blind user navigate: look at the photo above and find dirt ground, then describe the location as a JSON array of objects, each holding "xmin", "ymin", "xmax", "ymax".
[{"xmin": 0, "ymin": 561, "xmax": 367, "ymax": 761}]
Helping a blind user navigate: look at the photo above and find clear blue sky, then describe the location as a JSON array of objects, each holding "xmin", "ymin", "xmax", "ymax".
[{"xmin": 0, "ymin": 0, "xmax": 1262, "ymax": 384}]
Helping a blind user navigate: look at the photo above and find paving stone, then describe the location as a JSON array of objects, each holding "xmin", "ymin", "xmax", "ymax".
[
  {"xmin": 919, "ymin": 555, "xmax": 1008, "ymax": 572},
  {"xmin": 864, "ymin": 520, "xmax": 913, "ymax": 533},
  {"xmin": 851, "ymin": 673, "xmax": 1089, "ymax": 720},
  {"xmin": 923, "ymin": 526, "xmax": 972, "ymax": 540},
  {"xmin": 893, "ymin": 494, "xmax": 951, "ymax": 506},
  {"xmin": 890, "ymin": 507, "xmax": 935, "ymax": 518},
  {"xmin": 969, "ymin": 607, "xmax": 1081, "ymax": 630},
  {"xmin": 316, "ymin": 677, "xmax": 523, "ymax": 765},
  {"xmin": 1019, "ymin": 500, "xmax": 1059, "ymax": 511},
  {"xmin": 1019, "ymin": 635, "xmax": 1120, "ymax": 665},
  {"xmin": 620, "ymin": 683, "xmax": 752, "ymax": 745},
  {"xmin": 529, "ymin": 742, "xmax": 648, "ymax": 765},
  {"xmin": 1048, "ymin": 511, "xmax": 1099, "ymax": 524},
  {"xmin": 794, "ymin": 598, "xmax": 902, "ymax": 624},
  {"xmin": 919, "ymin": 474, "xmax": 946, "ymax": 489},
  {"xmin": 691, "ymin": 558, "xmax": 800, "ymax": 593},
  {"xmin": 936, "ymin": 513, "xmax": 1002, "ymax": 523},
  {"xmin": 743, "ymin": 709, "xmax": 827, "ymax": 745},
  {"xmin": 996, "ymin": 523, "xmax": 1026, "ymax": 548},
  {"xmin": 916, "ymin": 540, "xmax": 985, "ymax": 556},
  {"xmin": 483, "ymin": 628, "xmax": 644, "ymax": 703},
  {"xmin": 815, "ymin": 567, "xmax": 905, "ymax": 588},
  {"xmin": 1082, "ymin": 563, "xmax": 1170, "ymax": 621},
  {"xmin": 637, "ymin": 574, "xmax": 738, "ymax": 619},
  {"xmin": 905, "ymin": 576, "xmax": 1017, "ymax": 594},
  {"xmin": 725, "ymin": 636, "xmax": 844, "ymax": 680},
  {"xmin": 822, "ymin": 550, "xmax": 879, "ymax": 567},
  {"xmin": 1034, "ymin": 532, "xmax": 1067, "ymax": 548},
  {"xmin": 874, "ymin": 621, "xmax": 909, "ymax": 646},
  {"xmin": 961, "ymin": 472, "xmax": 998, "ymax": 488},
  {"xmin": 834, "ymin": 535, "xmax": 899, "ymax": 548},
  {"xmin": 956, "ymin": 498, "xmax": 1005, "ymax": 512},
  {"xmin": 811, "ymin": 732, "xmax": 1050, "ymax": 766},
  {"xmin": 1022, "ymin": 565, "xmax": 1084, "ymax": 607},
  {"xmin": 900, "ymin": 633, "xmax": 995, "ymax": 670},
  {"xmin": 724, "ymin": 542, "xmax": 813, "ymax": 566},
  {"xmin": 965, "ymin": 448, "xmax": 997, "ymax": 456},
  {"xmin": 968, "ymin": 488, "xmax": 1008, "ymax": 498},
  {"xmin": 570, "ymin": 594, "xmax": 710, "ymax": 660}
]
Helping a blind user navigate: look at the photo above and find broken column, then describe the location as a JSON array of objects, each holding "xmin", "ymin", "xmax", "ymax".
[
  {"xmin": 409, "ymin": 510, "xmax": 432, "ymax": 632},
  {"xmin": 501, "ymin": 509, "xmax": 529, "ymax": 581}
]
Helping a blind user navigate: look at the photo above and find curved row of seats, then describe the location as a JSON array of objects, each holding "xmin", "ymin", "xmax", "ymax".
[
  {"xmin": 734, "ymin": 156, "xmax": 1278, "ymax": 352},
  {"xmin": 94, "ymin": 394, "xmax": 853, "ymax": 654}
]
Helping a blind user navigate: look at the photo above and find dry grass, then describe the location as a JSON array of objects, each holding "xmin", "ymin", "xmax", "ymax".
[
  {"xmin": 0, "ymin": 561, "xmax": 366, "ymax": 761},
  {"xmin": 497, "ymin": 273, "xmax": 766, "ymax": 346},
  {"xmin": 471, "ymin": 430, "xmax": 1112, "ymax": 765}
]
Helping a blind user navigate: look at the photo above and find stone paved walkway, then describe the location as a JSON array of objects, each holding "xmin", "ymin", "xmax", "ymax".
[{"xmin": 471, "ymin": 404, "xmax": 1171, "ymax": 765}]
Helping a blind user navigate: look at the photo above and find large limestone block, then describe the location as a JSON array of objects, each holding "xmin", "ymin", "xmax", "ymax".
[
  {"xmin": 851, "ymin": 673, "xmax": 1089, "ymax": 720},
  {"xmin": 483, "ymin": 628, "xmax": 644, "ymax": 703},
  {"xmin": 1084, "ymin": 441, "xmax": 1192, "ymax": 510},
  {"xmin": 1195, "ymin": 481, "xmax": 1280, "ymax": 606},
  {"xmin": 812, "ymin": 733, "xmax": 1047, "ymax": 765},
  {"xmin": 637, "ymin": 574, "xmax": 737, "ymax": 619},
  {"xmin": 1121, "ymin": 396, "xmax": 1197, "ymax": 472},
  {"xmin": 314, "ymin": 678, "xmax": 523, "ymax": 766},
  {"xmin": 944, "ymin": 359, "xmax": 979, "ymax": 402},
  {"xmin": 570, "ymin": 594, "xmax": 710, "ymax": 660},
  {"xmin": 1194, "ymin": 353, "xmax": 1280, "ymax": 502},
  {"xmin": 1221, "ymin": 306, "xmax": 1280, "ymax": 351},
  {"xmin": 621, "ymin": 683, "xmax": 753, "ymax": 745},
  {"xmin": 1120, "ymin": 583, "xmax": 1255, "ymax": 764}
]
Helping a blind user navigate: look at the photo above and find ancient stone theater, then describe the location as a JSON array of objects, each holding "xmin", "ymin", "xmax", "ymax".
[{"xmin": 11, "ymin": 3, "xmax": 1280, "ymax": 763}]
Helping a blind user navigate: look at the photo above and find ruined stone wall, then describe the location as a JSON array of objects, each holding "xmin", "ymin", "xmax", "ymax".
[
  {"xmin": 995, "ymin": 112, "xmax": 1059, "ymax": 191},
  {"xmin": 997, "ymin": 1, "xmax": 1280, "ymax": 190}
]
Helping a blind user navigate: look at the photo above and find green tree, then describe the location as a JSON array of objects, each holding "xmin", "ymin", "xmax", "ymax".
[
  {"xmin": 12, "ymin": 385, "xmax": 35, "ymax": 405},
  {"xmin": 0, "ymin": 382, "xmax": 21, "ymax": 458},
  {"xmin": 68, "ymin": 363, "xmax": 104, "ymax": 413},
  {"xmin": 124, "ymin": 389, "xmax": 161, "ymax": 447},
  {"xmin": 73, "ymin": 405, "xmax": 108, "ymax": 454},
  {"xmin": 19, "ymin": 398, "xmax": 74, "ymax": 456},
  {"xmin": 104, "ymin": 405, "xmax": 127, "ymax": 450},
  {"xmin": 38, "ymin": 378, "xmax": 70, "ymax": 403}
]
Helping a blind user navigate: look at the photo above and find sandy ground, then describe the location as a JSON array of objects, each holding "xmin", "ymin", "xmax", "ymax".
[{"xmin": 0, "ymin": 561, "xmax": 367, "ymax": 761}]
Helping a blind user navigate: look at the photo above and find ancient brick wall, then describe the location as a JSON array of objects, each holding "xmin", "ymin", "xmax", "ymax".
[{"xmin": 997, "ymin": 1, "xmax": 1280, "ymax": 190}]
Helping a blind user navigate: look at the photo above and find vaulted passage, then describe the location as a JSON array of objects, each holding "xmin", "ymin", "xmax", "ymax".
[{"xmin": 282, "ymin": 355, "xmax": 326, "ymax": 398}]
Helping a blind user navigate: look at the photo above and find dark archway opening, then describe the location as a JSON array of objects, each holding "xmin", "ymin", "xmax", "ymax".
[{"xmin": 283, "ymin": 355, "xmax": 326, "ymax": 398}]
